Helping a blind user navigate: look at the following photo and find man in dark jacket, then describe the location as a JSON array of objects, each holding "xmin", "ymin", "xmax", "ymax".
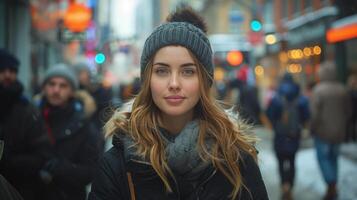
[
  {"xmin": 0, "ymin": 49, "xmax": 51, "ymax": 200},
  {"xmin": 37, "ymin": 63, "xmax": 103, "ymax": 200}
]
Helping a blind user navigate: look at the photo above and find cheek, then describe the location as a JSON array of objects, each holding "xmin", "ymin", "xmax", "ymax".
[
  {"xmin": 150, "ymin": 78, "xmax": 164, "ymax": 98},
  {"xmin": 185, "ymin": 80, "xmax": 200, "ymax": 97},
  {"xmin": 63, "ymin": 89, "xmax": 73, "ymax": 98}
]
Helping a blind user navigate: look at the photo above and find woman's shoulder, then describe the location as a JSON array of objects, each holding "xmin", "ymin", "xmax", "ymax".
[
  {"xmin": 98, "ymin": 145, "xmax": 126, "ymax": 179},
  {"xmin": 89, "ymin": 146, "xmax": 129, "ymax": 200},
  {"xmin": 239, "ymin": 150, "xmax": 258, "ymax": 170},
  {"xmin": 96, "ymin": 146, "xmax": 128, "ymax": 186},
  {"xmin": 238, "ymin": 150, "xmax": 269, "ymax": 200},
  {"xmin": 102, "ymin": 145, "xmax": 124, "ymax": 165}
]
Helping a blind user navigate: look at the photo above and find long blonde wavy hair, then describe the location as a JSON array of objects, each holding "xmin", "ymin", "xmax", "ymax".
[{"xmin": 105, "ymin": 50, "xmax": 258, "ymax": 199}]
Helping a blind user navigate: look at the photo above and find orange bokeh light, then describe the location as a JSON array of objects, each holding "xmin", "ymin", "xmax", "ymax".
[
  {"xmin": 64, "ymin": 3, "xmax": 92, "ymax": 32},
  {"xmin": 226, "ymin": 50, "xmax": 243, "ymax": 66}
]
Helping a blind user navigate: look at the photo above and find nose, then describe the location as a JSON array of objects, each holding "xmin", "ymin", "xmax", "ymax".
[
  {"xmin": 52, "ymin": 84, "xmax": 61, "ymax": 93},
  {"xmin": 168, "ymin": 73, "xmax": 180, "ymax": 91}
]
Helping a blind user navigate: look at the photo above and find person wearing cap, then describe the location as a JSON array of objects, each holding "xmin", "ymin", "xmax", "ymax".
[
  {"xmin": 89, "ymin": 7, "xmax": 268, "ymax": 200},
  {"xmin": 0, "ymin": 49, "xmax": 52, "ymax": 200},
  {"xmin": 35, "ymin": 63, "xmax": 103, "ymax": 200}
]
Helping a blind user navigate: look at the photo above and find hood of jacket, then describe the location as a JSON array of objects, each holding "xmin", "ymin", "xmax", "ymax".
[
  {"xmin": 318, "ymin": 61, "xmax": 337, "ymax": 82},
  {"xmin": 75, "ymin": 89, "xmax": 97, "ymax": 119},
  {"xmin": 278, "ymin": 74, "xmax": 300, "ymax": 102}
]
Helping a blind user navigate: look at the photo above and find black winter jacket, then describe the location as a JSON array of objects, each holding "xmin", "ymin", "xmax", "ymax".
[
  {"xmin": 0, "ymin": 82, "xmax": 52, "ymax": 200},
  {"xmin": 89, "ymin": 137, "xmax": 269, "ymax": 200},
  {"xmin": 38, "ymin": 98, "xmax": 104, "ymax": 200}
]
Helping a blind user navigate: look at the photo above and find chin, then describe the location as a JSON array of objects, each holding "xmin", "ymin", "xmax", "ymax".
[
  {"xmin": 161, "ymin": 108, "xmax": 193, "ymax": 118},
  {"xmin": 48, "ymin": 100, "xmax": 65, "ymax": 107}
]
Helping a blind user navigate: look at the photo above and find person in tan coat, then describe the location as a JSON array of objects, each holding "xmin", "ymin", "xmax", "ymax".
[{"xmin": 310, "ymin": 61, "xmax": 351, "ymax": 200}]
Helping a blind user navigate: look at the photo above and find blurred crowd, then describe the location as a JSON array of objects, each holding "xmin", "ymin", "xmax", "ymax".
[
  {"xmin": 1, "ymin": 47, "xmax": 356, "ymax": 200},
  {"xmin": 0, "ymin": 49, "xmax": 141, "ymax": 200}
]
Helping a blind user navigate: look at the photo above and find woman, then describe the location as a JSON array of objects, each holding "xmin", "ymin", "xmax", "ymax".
[{"xmin": 89, "ymin": 7, "xmax": 268, "ymax": 200}]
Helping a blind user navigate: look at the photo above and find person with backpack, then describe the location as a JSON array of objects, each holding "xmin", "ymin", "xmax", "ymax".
[{"xmin": 266, "ymin": 73, "xmax": 310, "ymax": 200}]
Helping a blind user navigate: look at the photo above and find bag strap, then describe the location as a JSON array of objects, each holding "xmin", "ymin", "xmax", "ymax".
[
  {"xmin": 126, "ymin": 172, "xmax": 136, "ymax": 200},
  {"xmin": 114, "ymin": 145, "xmax": 136, "ymax": 200},
  {"xmin": 113, "ymin": 134, "xmax": 136, "ymax": 200}
]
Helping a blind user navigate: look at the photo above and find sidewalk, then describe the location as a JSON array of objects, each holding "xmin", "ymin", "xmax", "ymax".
[
  {"xmin": 254, "ymin": 127, "xmax": 357, "ymax": 200},
  {"xmin": 340, "ymin": 142, "xmax": 357, "ymax": 162}
]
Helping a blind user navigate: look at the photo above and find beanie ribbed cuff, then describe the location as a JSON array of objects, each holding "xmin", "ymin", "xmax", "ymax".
[{"xmin": 42, "ymin": 64, "xmax": 78, "ymax": 89}]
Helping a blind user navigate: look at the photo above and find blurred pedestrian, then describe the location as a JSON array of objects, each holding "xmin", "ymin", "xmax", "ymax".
[
  {"xmin": 266, "ymin": 73, "xmax": 310, "ymax": 200},
  {"xmin": 89, "ymin": 7, "xmax": 268, "ymax": 200},
  {"xmin": 0, "ymin": 49, "xmax": 51, "ymax": 200},
  {"xmin": 74, "ymin": 62, "xmax": 113, "ymax": 136},
  {"xmin": 310, "ymin": 61, "xmax": 351, "ymax": 200},
  {"xmin": 35, "ymin": 63, "xmax": 103, "ymax": 200},
  {"xmin": 230, "ymin": 65, "xmax": 262, "ymax": 125}
]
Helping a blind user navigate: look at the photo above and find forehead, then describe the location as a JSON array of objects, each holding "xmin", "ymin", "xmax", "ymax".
[
  {"xmin": 0, "ymin": 67, "xmax": 17, "ymax": 73},
  {"xmin": 153, "ymin": 45, "xmax": 195, "ymax": 63},
  {"xmin": 47, "ymin": 76, "xmax": 71, "ymax": 85}
]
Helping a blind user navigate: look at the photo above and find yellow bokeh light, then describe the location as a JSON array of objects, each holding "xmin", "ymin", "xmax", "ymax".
[
  {"xmin": 288, "ymin": 64, "xmax": 302, "ymax": 73},
  {"xmin": 255, "ymin": 65, "xmax": 264, "ymax": 76},
  {"xmin": 265, "ymin": 34, "xmax": 277, "ymax": 45},
  {"xmin": 296, "ymin": 49, "xmax": 303, "ymax": 59},
  {"xmin": 303, "ymin": 47, "xmax": 312, "ymax": 57},
  {"xmin": 214, "ymin": 67, "xmax": 225, "ymax": 81},
  {"xmin": 292, "ymin": 50, "xmax": 298, "ymax": 59},
  {"xmin": 313, "ymin": 46, "xmax": 321, "ymax": 55},
  {"xmin": 287, "ymin": 50, "xmax": 293, "ymax": 59}
]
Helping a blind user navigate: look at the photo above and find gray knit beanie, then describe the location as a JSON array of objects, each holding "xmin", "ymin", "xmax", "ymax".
[
  {"xmin": 42, "ymin": 63, "xmax": 78, "ymax": 89},
  {"xmin": 140, "ymin": 22, "xmax": 214, "ymax": 82}
]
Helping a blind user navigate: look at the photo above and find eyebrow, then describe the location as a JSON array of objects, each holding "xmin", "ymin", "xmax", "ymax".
[{"xmin": 153, "ymin": 62, "xmax": 196, "ymax": 67}]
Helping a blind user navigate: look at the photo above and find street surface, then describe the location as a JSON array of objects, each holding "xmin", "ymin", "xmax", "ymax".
[{"xmin": 254, "ymin": 127, "xmax": 357, "ymax": 200}]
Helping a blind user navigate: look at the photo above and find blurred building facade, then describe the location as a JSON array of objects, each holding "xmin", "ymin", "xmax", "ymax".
[
  {"xmin": 259, "ymin": 0, "xmax": 357, "ymax": 94},
  {"xmin": 2, "ymin": 0, "xmax": 355, "ymax": 98},
  {"xmin": 0, "ymin": 0, "xmax": 108, "ymax": 95}
]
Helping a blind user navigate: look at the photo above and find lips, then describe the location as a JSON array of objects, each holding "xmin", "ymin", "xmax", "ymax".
[{"xmin": 164, "ymin": 95, "xmax": 185, "ymax": 104}]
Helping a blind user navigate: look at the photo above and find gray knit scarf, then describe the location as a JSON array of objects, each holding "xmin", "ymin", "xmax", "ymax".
[{"xmin": 122, "ymin": 120, "xmax": 212, "ymax": 179}]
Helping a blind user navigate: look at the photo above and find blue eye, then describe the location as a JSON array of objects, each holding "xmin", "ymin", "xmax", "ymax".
[
  {"xmin": 155, "ymin": 68, "xmax": 169, "ymax": 76},
  {"xmin": 182, "ymin": 68, "xmax": 195, "ymax": 76}
]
